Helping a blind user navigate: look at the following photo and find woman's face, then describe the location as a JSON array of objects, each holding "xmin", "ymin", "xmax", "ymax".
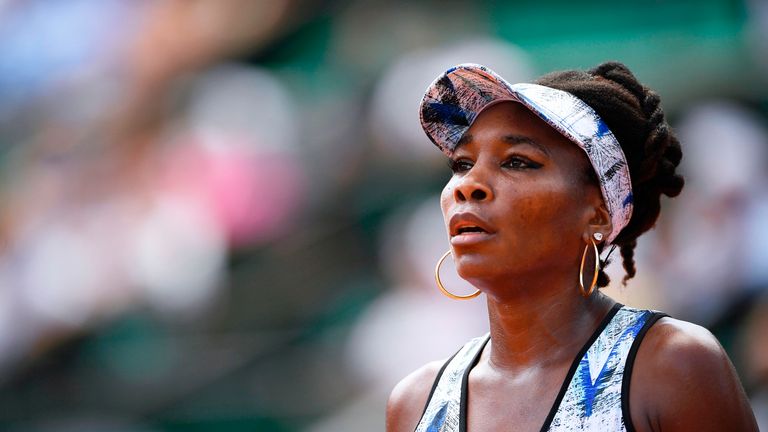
[{"xmin": 440, "ymin": 101, "xmax": 603, "ymax": 291}]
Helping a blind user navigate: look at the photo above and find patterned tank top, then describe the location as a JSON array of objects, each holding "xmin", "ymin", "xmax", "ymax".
[{"xmin": 414, "ymin": 304, "xmax": 666, "ymax": 432}]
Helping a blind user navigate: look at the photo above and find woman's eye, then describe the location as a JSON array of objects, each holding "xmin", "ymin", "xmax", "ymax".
[
  {"xmin": 502, "ymin": 156, "xmax": 540, "ymax": 170},
  {"xmin": 448, "ymin": 159, "xmax": 473, "ymax": 173}
]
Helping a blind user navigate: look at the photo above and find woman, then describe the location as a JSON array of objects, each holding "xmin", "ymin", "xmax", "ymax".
[{"xmin": 386, "ymin": 62, "xmax": 757, "ymax": 431}]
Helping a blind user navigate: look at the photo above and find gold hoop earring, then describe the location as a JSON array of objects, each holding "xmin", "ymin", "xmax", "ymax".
[
  {"xmin": 579, "ymin": 238, "xmax": 600, "ymax": 297},
  {"xmin": 435, "ymin": 250, "xmax": 482, "ymax": 300}
]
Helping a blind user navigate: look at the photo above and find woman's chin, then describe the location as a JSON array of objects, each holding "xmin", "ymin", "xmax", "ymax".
[{"xmin": 455, "ymin": 259, "xmax": 499, "ymax": 284}]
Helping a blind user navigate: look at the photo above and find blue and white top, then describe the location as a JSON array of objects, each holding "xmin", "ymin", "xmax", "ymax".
[{"xmin": 414, "ymin": 304, "xmax": 666, "ymax": 432}]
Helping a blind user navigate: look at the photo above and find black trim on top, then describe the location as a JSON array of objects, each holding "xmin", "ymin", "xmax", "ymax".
[
  {"xmin": 418, "ymin": 346, "xmax": 464, "ymax": 421},
  {"xmin": 458, "ymin": 334, "xmax": 491, "ymax": 432},
  {"xmin": 537, "ymin": 303, "xmax": 624, "ymax": 432},
  {"xmin": 622, "ymin": 311, "xmax": 668, "ymax": 432}
]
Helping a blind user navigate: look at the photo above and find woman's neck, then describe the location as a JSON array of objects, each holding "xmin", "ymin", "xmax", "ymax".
[{"xmin": 480, "ymin": 274, "xmax": 616, "ymax": 373}]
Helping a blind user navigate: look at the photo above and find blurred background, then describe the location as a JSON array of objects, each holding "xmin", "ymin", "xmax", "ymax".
[{"xmin": 0, "ymin": 0, "xmax": 766, "ymax": 430}]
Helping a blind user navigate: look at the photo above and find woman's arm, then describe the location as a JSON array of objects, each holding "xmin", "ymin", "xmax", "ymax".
[{"xmin": 630, "ymin": 318, "xmax": 758, "ymax": 432}]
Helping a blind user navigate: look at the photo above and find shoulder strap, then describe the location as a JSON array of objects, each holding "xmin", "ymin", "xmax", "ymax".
[
  {"xmin": 621, "ymin": 311, "xmax": 667, "ymax": 432},
  {"xmin": 414, "ymin": 334, "xmax": 490, "ymax": 432}
]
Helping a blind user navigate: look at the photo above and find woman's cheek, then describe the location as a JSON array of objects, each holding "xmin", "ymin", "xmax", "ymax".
[
  {"xmin": 501, "ymin": 184, "xmax": 574, "ymax": 228},
  {"xmin": 440, "ymin": 184, "xmax": 454, "ymax": 227}
]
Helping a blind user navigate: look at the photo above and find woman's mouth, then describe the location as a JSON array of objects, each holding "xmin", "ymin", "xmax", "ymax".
[
  {"xmin": 449, "ymin": 215, "xmax": 495, "ymax": 246},
  {"xmin": 452, "ymin": 228, "xmax": 494, "ymax": 245}
]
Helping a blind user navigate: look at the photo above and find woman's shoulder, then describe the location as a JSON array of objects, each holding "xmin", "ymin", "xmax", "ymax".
[
  {"xmin": 386, "ymin": 359, "xmax": 444, "ymax": 432},
  {"xmin": 630, "ymin": 316, "xmax": 758, "ymax": 431},
  {"xmin": 639, "ymin": 315, "xmax": 724, "ymax": 363},
  {"xmin": 637, "ymin": 316, "xmax": 740, "ymax": 385}
]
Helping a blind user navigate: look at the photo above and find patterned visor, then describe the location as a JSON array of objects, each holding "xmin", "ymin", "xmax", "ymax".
[{"xmin": 419, "ymin": 63, "xmax": 633, "ymax": 244}]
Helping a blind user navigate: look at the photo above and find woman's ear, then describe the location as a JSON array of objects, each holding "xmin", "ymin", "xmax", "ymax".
[{"xmin": 583, "ymin": 196, "xmax": 612, "ymax": 244}]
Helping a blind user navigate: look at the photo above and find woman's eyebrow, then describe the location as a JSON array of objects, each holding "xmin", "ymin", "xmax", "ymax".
[{"xmin": 502, "ymin": 134, "xmax": 551, "ymax": 156}]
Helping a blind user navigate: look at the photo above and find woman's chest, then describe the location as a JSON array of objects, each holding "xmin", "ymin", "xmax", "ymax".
[{"xmin": 464, "ymin": 366, "xmax": 568, "ymax": 432}]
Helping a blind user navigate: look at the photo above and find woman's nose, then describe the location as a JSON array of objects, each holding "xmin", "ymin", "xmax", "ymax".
[{"xmin": 453, "ymin": 171, "xmax": 493, "ymax": 202}]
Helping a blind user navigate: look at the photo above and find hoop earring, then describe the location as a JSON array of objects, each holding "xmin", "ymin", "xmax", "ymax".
[
  {"xmin": 435, "ymin": 250, "xmax": 482, "ymax": 300},
  {"xmin": 579, "ymin": 238, "xmax": 600, "ymax": 297}
]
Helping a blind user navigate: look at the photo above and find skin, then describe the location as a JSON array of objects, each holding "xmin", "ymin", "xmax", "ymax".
[{"xmin": 386, "ymin": 102, "xmax": 757, "ymax": 431}]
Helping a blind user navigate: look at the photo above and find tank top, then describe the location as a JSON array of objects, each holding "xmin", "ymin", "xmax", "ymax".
[{"xmin": 414, "ymin": 304, "xmax": 666, "ymax": 432}]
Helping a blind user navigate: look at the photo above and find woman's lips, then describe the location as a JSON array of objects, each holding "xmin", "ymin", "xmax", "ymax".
[
  {"xmin": 449, "ymin": 212, "xmax": 495, "ymax": 246},
  {"xmin": 450, "ymin": 231, "xmax": 495, "ymax": 246}
]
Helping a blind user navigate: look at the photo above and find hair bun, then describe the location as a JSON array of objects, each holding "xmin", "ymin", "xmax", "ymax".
[{"xmin": 590, "ymin": 62, "xmax": 645, "ymax": 102}]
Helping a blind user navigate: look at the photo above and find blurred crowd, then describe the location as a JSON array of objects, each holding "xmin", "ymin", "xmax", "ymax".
[{"xmin": 0, "ymin": 0, "xmax": 766, "ymax": 431}]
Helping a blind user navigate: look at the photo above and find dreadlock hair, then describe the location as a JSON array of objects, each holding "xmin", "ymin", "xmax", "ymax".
[{"xmin": 534, "ymin": 61, "xmax": 684, "ymax": 288}]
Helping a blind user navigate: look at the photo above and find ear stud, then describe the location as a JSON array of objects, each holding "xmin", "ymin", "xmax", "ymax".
[{"xmin": 593, "ymin": 232, "xmax": 604, "ymax": 242}]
